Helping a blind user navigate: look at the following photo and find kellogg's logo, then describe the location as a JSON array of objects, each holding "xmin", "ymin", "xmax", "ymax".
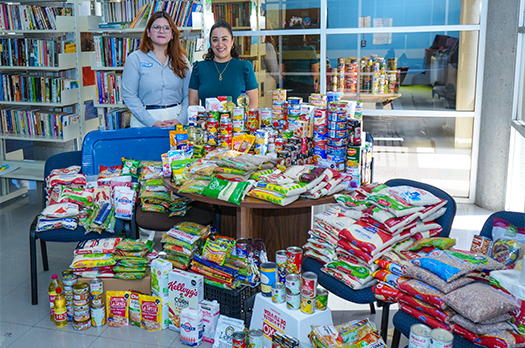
[{"xmin": 169, "ymin": 281, "xmax": 198, "ymax": 298}]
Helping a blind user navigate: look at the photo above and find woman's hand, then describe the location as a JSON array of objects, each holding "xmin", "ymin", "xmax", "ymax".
[{"xmin": 152, "ymin": 120, "xmax": 173, "ymax": 127}]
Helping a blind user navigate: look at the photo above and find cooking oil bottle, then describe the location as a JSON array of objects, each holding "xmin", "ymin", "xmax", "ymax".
[
  {"xmin": 53, "ymin": 287, "xmax": 68, "ymax": 327},
  {"xmin": 237, "ymin": 90, "xmax": 249, "ymax": 114},
  {"xmin": 48, "ymin": 274, "xmax": 63, "ymax": 321},
  {"xmin": 224, "ymin": 96, "xmax": 236, "ymax": 113}
]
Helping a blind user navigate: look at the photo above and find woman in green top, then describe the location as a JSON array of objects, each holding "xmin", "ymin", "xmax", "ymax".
[{"xmin": 189, "ymin": 21, "xmax": 259, "ymax": 108}]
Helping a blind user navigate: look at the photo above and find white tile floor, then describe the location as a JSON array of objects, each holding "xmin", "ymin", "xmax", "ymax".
[{"xmin": 0, "ymin": 181, "xmax": 493, "ymax": 348}]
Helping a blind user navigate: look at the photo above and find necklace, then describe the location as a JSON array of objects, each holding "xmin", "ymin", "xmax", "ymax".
[{"xmin": 214, "ymin": 59, "xmax": 231, "ymax": 81}]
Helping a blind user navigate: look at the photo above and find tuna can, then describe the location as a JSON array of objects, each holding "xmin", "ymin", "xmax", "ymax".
[
  {"xmin": 276, "ymin": 250, "xmax": 287, "ymax": 283},
  {"xmin": 62, "ymin": 269, "xmax": 77, "ymax": 287},
  {"xmin": 90, "ymin": 277, "xmax": 104, "ymax": 307},
  {"xmin": 285, "ymin": 274, "xmax": 301, "ymax": 295},
  {"xmin": 235, "ymin": 238, "xmax": 249, "ymax": 258},
  {"xmin": 248, "ymin": 328, "xmax": 263, "ymax": 348},
  {"xmin": 91, "ymin": 305, "xmax": 106, "ymax": 327},
  {"xmin": 288, "ymin": 97, "xmax": 303, "ymax": 105},
  {"xmin": 286, "ymin": 246, "xmax": 303, "ymax": 274},
  {"xmin": 286, "ymin": 292, "xmax": 300, "ymax": 310},
  {"xmin": 73, "ymin": 283, "xmax": 89, "ymax": 302},
  {"xmin": 315, "ymin": 288, "xmax": 328, "ymax": 310},
  {"xmin": 260, "ymin": 262, "xmax": 277, "ymax": 297},
  {"xmin": 430, "ymin": 329, "xmax": 454, "ymax": 348},
  {"xmin": 301, "ymin": 272, "xmax": 318, "ymax": 298},
  {"xmin": 232, "ymin": 331, "xmax": 247, "ymax": 348},
  {"xmin": 74, "ymin": 307, "xmax": 90, "ymax": 322},
  {"xmin": 73, "ymin": 318, "xmax": 92, "ymax": 331},
  {"xmin": 409, "ymin": 323, "xmax": 432, "ymax": 348},
  {"xmin": 271, "ymin": 283, "xmax": 286, "ymax": 303},
  {"xmin": 300, "ymin": 296, "xmax": 316, "ymax": 314}
]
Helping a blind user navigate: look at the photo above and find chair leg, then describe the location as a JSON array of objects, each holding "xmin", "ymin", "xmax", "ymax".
[
  {"xmin": 30, "ymin": 230, "xmax": 38, "ymax": 305},
  {"xmin": 391, "ymin": 328, "xmax": 401, "ymax": 348},
  {"xmin": 380, "ymin": 302, "xmax": 390, "ymax": 343},
  {"xmin": 369, "ymin": 302, "xmax": 376, "ymax": 314},
  {"xmin": 40, "ymin": 240, "xmax": 49, "ymax": 271}
]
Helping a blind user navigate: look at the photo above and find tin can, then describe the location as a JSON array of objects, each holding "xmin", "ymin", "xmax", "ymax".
[
  {"xmin": 430, "ymin": 329, "xmax": 454, "ymax": 348},
  {"xmin": 62, "ymin": 269, "xmax": 77, "ymax": 287},
  {"xmin": 249, "ymin": 328, "xmax": 263, "ymax": 348},
  {"xmin": 271, "ymin": 283, "xmax": 286, "ymax": 303},
  {"xmin": 235, "ymin": 238, "xmax": 249, "ymax": 258},
  {"xmin": 276, "ymin": 250, "xmax": 287, "ymax": 283},
  {"xmin": 315, "ymin": 288, "xmax": 328, "ymax": 310},
  {"xmin": 272, "ymin": 89, "xmax": 287, "ymax": 101},
  {"xmin": 286, "ymin": 292, "xmax": 301, "ymax": 310},
  {"xmin": 301, "ymin": 272, "xmax": 318, "ymax": 298},
  {"xmin": 288, "ymin": 97, "xmax": 303, "ymax": 105},
  {"xmin": 260, "ymin": 108, "xmax": 272, "ymax": 126},
  {"xmin": 90, "ymin": 278, "xmax": 104, "ymax": 307},
  {"xmin": 409, "ymin": 323, "xmax": 432, "ymax": 348},
  {"xmin": 91, "ymin": 305, "xmax": 106, "ymax": 326},
  {"xmin": 74, "ymin": 308, "xmax": 90, "ymax": 322},
  {"xmin": 232, "ymin": 106, "xmax": 245, "ymax": 120},
  {"xmin": 260, "ymin": 262, "xmax": 277, "ymax": 297},
  {"xmin": 285, "ymin": 274, "xmax": 301, "ymax": 295},
  {"xmin": 247, "ymin": 109, "xmax": 259, "ymax": 131},
  {"xmin": 232, "ymin": 331, "xmax": 247, "ymax": 348},
  {"xmin": 300, "ymin": 296, "xmax": 315, "ymax": 314},
  {"xmin": 72, "ymin": 283, "xmax": 89, "ymax": 302},
  {"xmin": 73, "ymin": 318, "xmax": 91, "ymax": 331},
  {"xmin": 286, "ymin": 246, "xmax": 303, "ymax": 274}
]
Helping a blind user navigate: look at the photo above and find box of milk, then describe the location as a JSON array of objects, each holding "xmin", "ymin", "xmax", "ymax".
[
  {"xmin": 151, "ymin": 258, "xmax": 173, "ymax": 297},
  {"xmin": 168, "ymin": 269, "xmax": 203, "ymax": 331},
  {"xmin": 201, "ymin": 300, "xmax": 220, "ymax": 343}
]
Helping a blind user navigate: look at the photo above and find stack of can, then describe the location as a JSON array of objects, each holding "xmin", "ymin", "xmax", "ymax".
[
  {"xmin": 272, "ymin": 89, "xmax": 287, "ymax": 130},
  {"xmin": 337, "ymin": 58, "xmax": 346, "ymax": 92},
  {"xmin": 300, "ymin": 272, "xmax": 317, "ymax": 314},
  {"xmin": 327, "ymin": 101, "xmax": 349, "ymax": 171},
  {"xmin": 409, "ymin": 323, "xmax": 454, "ymax": 348},
  {"xmin": 90, "ymin": 277, "xmax": 106, "ymax": 327},
  {"xmin": 206, "ymin": 111, "xmax": 219, "ymax": 146},
  {"xmin": 285, "ymin": 246, "xmax": 302, "ymax": 310},
  {"xmin": 72, "ymin": 282, "xmax": 91, "ymax": 330},
  {"xmin": 219, "ymin": 112, "xmax": 232, "ymax": 148},
  {"xmin": 272, "ymin": 333, "xmax": 299, "ymax": 348},
  {"xmin": 61, "ymin": 269, "xmax": 77, "ymax": 322},
  {"xmin": 310, "ymin": 94, "xmax": 328, "ymax": 164},
  {"xmin": 388, "ymin": 58, "xmax": 398, "ymax": 93},
  {"xmin": 232, "ymin": 106, "xmax": 245, "ymax": 136},
  {"xmin": 345, "ymin": 58, "xmax": 359, "ymax": 94}
]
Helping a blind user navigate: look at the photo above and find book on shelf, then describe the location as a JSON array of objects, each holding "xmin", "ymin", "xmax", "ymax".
[
  {"xmin": 0, "ymin": 106, "xmax": 76, "ymax": 137},
  {"xmin": 0, "ymin": 73, "xmax": 72, "ymax": 104},
  {"xmin": 127, "ymin": 1, "xmax": 201, "ymax": 29},
  {"xmin": 102, "ymin": 107, "xmax": 130, "ymax": 130}
]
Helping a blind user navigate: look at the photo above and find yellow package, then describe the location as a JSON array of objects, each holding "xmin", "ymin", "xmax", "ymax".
[
  {"xmin": 106, "ymin": 291, "xmax": 130, "ymax": 327},
  {"xmin": 139, "ymin": 294, "xmax": 164, "ymax": 331},
  {"xmin": 232, "ymin": 134, "xmax": 256, "ymax": 153}
]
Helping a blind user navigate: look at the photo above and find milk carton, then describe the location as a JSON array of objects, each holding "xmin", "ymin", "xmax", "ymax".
[
  {"xmin": 168, "ymin": 269, "xmax": 204, "ymax": 331},
  {"xmin": 151, "ymin": 258, "xmax": 173, "ymax": 297},
  {"xmin": 201, "ymin": 300, "xmax": 220, "ymax": 343},
  {"xmin": 180, "ymin": 306, "xmax": 203, "ymax": 346}
]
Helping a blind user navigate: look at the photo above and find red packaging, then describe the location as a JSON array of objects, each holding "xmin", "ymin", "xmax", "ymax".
[
  {"xmin": 247, "ymin": 109, "xmax": 259, "ymax": 131},
  {"xmin": 372, "ymin": 282, "xmax": 402, "ymax": 302},
  {"xmin": 400, "ymin": 304, "xmax": 451, "ymax": 331},
  {"xmin": 286, "ymin": 246, "xmax": 303, "ymax": 274},
  {"xmin": 398, "ymin": 294, "xmax": 454, "ymax": 324},
  {"xmin": 398, "ymin": 279, "xmax": 447, "ymax": 310},
  {"xmin": 453, "ymin": 325, "xmax": 525, "ymax": 348},
  {"xmin": 336, "ymin": 239, "xmax": 373, "ymax": 263}
]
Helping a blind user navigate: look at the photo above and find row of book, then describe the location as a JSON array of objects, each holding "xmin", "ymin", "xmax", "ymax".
[
  {"xmin": 234, "ymin": 36, "xmax": 254, "ymax": 56},
  {"xmin": 100, "ymin": 107, "xmax": 131, "ymax": 130},
  {"xmin": 103, "ymin": 0, "xmax": 151, "ymax": 24},
  {"xmin": 93, "ymin": 36, "xmax": 141, "ymax": 68},
  {"xmin": 213, "ymin": 2, "xmax": 252, "ymax": 28},
  {"xmin": 0, "ymin": 74, "xmax": 78, "ymax": 104},
  {"xmin": 95, "ymin": 71, "xmax": 123, "ymax": 105},
  {"xmin": 0, "ymin": 3, "xmax": 72, "ymax": 31},
  {"xmin": 129, "ymin": 0, "xmax": 202, "ymax": 29},
  {"xmin": 0, "ymin": 105, "xmax": 78, "ymax": 138},
  {"xmin": 0, "ymin": 38, "xmax": 76, "ymax": 68}
]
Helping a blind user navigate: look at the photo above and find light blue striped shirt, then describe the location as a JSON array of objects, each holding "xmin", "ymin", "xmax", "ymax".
[{"xmin": 122, "ymin": 50, "xmax": 191, "ymax": 126}]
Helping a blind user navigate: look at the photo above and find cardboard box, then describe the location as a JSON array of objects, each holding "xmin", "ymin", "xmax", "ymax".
[
  {"xmin": 78, "ymin": 275, "xmax": 151, "ymax": 299},
  {"xmin": 168, "ymin": 269, "xmax": 203, "ymax": 332}
]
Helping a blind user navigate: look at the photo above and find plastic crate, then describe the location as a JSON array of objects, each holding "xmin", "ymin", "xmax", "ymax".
[{"xmin": 204, "ymin": 283, "xmax": 260, "ymax": 326}]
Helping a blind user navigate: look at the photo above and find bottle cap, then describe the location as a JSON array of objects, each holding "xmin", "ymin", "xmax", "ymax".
[
  {"xmin": 241, "ymin": 90, "xmax": 246, "ymax": 93},
  {"xmin": 56, "ymin": 287, "xmax": 62, "ymax": 295},
  {"xmin": 227, "ymin": 96, "xmax": 232, "ymax": 101},
  {"xmin": 52, "ymin": 274, "xmax": 58, "ymax": 279}
]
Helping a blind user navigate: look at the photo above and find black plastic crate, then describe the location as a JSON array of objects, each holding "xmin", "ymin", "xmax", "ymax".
[{"xmin": 204, "ymin": 283, "xmax": 260, "ymax": 327}]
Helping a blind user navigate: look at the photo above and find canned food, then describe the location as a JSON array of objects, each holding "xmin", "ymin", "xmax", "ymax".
[
  {"xmin": 409, "ymin": 323, "xmax": 432, "ymax": 348},
  {"xmin": 249, "ymin": 328, "xmax": 263, "ymax": 348},
  {"xmin": 260, "ymin": 262, "xmax": 277, "ymax": 297},
  {"xmin": 232, "ymin": 331, "xmax": 247, "ymax": 348},
  {"xmin": 74, "ymin": 308, "xmax": 90, "ymax": 322},
  {"xmin": 286, "ymin": 292, "xmax": 300, "ymax": 310},
  {"xmin": 260, "ymin": 108, "xmax": 272, "ymax": 126},
  {"xmin": 300, "ymin": 296, "xmax": 316, "ymax": 314},
  {"xmin": 247, "ymin": 109, "xmax": 259, "ymax": 131},
  {"xmin": 276, "ymin": 250, "xmax": 287, "ymax": 283},
  {"xmin": 271, "ymin": 283, "xmax": 286, "ymax": 303},
  {"xmin": 91, "ymin": 305, "xmax": 106, "ymax": 326},
  {"xmin": 288, "ymin": 97, "xmax": 303, "ymax": 105},
  {"xmin": 286, "ymin": 246, "xmax": 303, "ymax": 274},
  {"xmin": 285, "ymin": 274, "xmax": 301, "ymax": 295},
  {"xmin": 62, "ymin": 269, "xmax": 77, "ymax": 286},
  {"xmin": 430, "ymin": 328, "xmax": 454, "ymax": 348},
  {"xmin": 72, "ymin": 318, "xmax": 91, "ymax": 331},
  {"xmin": 315, "ymin": 288, "xmax": 328, "ymax": 310},
  {"xmin": 301, "ymin": 272, "xmax": 318, "ymax": 298},
  {"xmin": 235, "ymin": 238, "xmax": 249, "ymax": 258},
  {"xmin": 73, "ymin": 283, "xmax": 89, "ymax": 301},
  {"xmin": 327, "ymin": 138, "xmax": 347, "ymax": 147}
]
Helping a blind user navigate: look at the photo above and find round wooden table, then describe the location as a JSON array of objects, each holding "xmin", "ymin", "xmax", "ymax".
[{"xmin": 163, "ymin": 178, "xmax": 336, "ymax": 257}]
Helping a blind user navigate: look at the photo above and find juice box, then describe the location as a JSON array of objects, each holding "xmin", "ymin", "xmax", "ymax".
[{"xmin": 151, "ymin": 258, "xmax": 173, "ymax": 297}]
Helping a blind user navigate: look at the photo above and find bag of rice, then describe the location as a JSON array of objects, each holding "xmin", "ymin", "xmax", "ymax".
[
  {"xmin": 453, "ymin": 325, "xmax": 525, "ymax": 348},
  {"xmin": 399, "ymin": 294, "xmax": 456, "ymax": 324},
  {"xmin": 378, "ymin": 185, "xmax": 442, "ymax": 206},
  {"xmin": 398, "ymin": 279, "xmax": 448, "ymax": 310}
]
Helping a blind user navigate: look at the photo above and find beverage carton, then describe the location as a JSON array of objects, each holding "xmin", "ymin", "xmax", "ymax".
[
  {"xmin": 201, "ymin": 300, "xmax": 220, "ymax": 343},
  {"xmin": 151, "ymin": 258, "xmax": 173, "ymax": 297},
  {"xmin": 168, "ymin": 269, "xmax": 203, "ymax": 331}
]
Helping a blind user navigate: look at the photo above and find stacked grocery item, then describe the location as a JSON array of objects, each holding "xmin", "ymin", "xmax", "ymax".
[
  {"xmin": 161, "ymin": 221, "xmax": 211, "ymax": 270},
  {"xmin": 71, "ymin": 237, "xmax": 122, "ymax": 277},
  {"xmin": 309, "ymin": 319, "xmax": 386, "ymax": 347},
  {"xmin": 112, "ymin": 238, "xmax": 153, "ymax": 279}
]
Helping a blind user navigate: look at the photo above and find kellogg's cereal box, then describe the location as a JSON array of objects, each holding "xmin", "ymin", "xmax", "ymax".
[{"xmin": 168, "ymin": 269, "xmax": 203, "ymax": 331}]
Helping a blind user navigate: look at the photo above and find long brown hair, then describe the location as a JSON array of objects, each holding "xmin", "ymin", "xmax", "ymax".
[
  {"xmin": 204, "ymin": 20, "xmax": 240, "ymax": 60},
  {"xmin": 138, "ymin": 11, "xmax": 189, "ymax": 78}
]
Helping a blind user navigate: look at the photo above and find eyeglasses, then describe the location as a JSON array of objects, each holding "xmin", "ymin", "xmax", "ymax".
[{"xmin": 151, "ymin": 25, "xmax": 171, "ymax": 32}]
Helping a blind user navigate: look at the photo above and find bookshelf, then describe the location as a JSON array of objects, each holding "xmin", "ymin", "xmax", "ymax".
[
  {"xmin": 212, "ymin": 0, "xmax": 255, "ymax": 30},
  {"xmin": 0, "ymin": 0, "xmax": 87, "ymax": 203}
]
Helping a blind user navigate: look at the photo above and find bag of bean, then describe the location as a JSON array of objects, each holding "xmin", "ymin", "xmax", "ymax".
[
  {"xmin": 453, "ymin": 325, "xmax": 525, "ymax": 348},
  {"xmin": 451, "ymin": 314, "xmax": 514, "ymax": 336},
  {"xmin": 400, "ymin": 304, "xmax": 452, "ymax": 330},
  {"xmin": 398, "ymin": 279, "xmax": 448, "ymax": 310},
  {"xmin": 399, "ymin": 294, "xmax": 456, "ymax": 324},
  {"xmin": 404, "ymin": 265, "xmax": 474, "ymax": 294}
]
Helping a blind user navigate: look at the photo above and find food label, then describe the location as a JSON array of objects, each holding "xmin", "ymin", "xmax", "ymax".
[{"xmin": 168, "ymin": 269, "xmax": 203, "ymax": 332}]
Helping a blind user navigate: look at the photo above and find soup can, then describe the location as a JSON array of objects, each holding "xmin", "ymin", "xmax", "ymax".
[
  {"xmin": 409, "ymin": 323, "xmax": 432, "ymax": 348},
  {"xmin": 235, "ymin": 238, "xmax": 249, "ymax": 258},
  {"xmin": 285, "ymin": 274, "xmax": 301, "ymax": 295},
  {"xmin": 232, "ymin": 331, "xmax": 247, "ymax": 348},
  {"xmin": 248, "ymin": 329, "xmax": 263, "ymax": 348},
  {"xmin": 91, "ymin": 305, "xmax": 106, "ymax": 327},
  {"xmin": 315, "ymin": 288, "xmax": 328, "ymax": 310},
  {"xmin": 73, "ymin": 318, "xmax": 91, "ymax": 331},
  {"xmin": 260, "ymin": 108, "xmax": 272, "ymax": 126},
  {"xmin": 276, "ymin": 250, "xmax": 287, "ymax": 283},
  {"xmin": 430, "ymin": 329, "xmax": 454, "ymax": 348},
  {"xmin": 286, "ymin": 292, "xmax": 300, "ymax": 310},
  {"xmin": 247, "ymin": 109, "xmax": 259, "ymax": 131},
  {"xmin": 286, "ymin": 246, "xmax": 303, "ymax": 274},
  {"xmin": 260, "ymin": 262, "xmax": 277, "ymax": 297},
  {"xmin": 271, "ymin": 283, "xmax": 286, "ymax": 303},
  {"xmin": 301, "ymin": 272, "xmax": 318, "ymax": 298},
  {"xmin": 300, "ymin": 296, "xmax": 316, "ymax": 314}
]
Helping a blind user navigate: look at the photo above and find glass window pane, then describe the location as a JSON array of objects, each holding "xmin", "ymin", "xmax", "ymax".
[
  {"xmin": 262, "ymin": 0, "xmax": 321, "ymax": 30},
  {"xmin": 327, "ymin": 0, "xmax": 467, "ymax": 28},
  {"xmin": 326, "ymin": 31, "xmax": 479, "ymax": 111},
  {"xmin": 507, "ymin": 128, "xmax": 525, "ymax": 212},
  {"xmin": 364, "ymin": 115, "xmax": 473, "ymax": 198}
]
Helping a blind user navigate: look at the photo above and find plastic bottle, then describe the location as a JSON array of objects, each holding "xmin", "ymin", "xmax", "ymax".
[
  {"xmin": 48, "ymin": 274, "xmax": 63, "ymax": 321},
  {"xmin": 53, "ymin": 287, "xmax": 68, "ymax": 327},
  {"xmin": 224, "ymin": 96, "xmax": 236, "ymax": 113},
  {"xmin": 237, "ymin": 90, "xmax": 249, "ymax": 114}
]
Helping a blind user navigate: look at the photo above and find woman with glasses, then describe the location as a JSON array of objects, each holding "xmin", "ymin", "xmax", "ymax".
[
  {"xmin": 122, "ymin": 11, "xmax": 191, "ymax": 127},
  {"xmin": 188, "ymin": 20, "xmax": 258, "ymax": 108}
]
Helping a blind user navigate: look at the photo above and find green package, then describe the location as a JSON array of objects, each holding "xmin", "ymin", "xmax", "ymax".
[{"xmin": 201, "ymin": 177, "xmax": 251, "ymax": 205}]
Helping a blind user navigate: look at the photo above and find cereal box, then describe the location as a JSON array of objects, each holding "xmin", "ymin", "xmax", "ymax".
[
  {"xmin": 151, "ymin": 258, "xmax": 173, "ymax": 297},
  {"xmin": 139, "ymin": 294, "xmax": 163, "ymax": 331},
  {"xmin": 106, "ymin": 291, "xmax": 130, "ymax": 327},
  {"xmin": 168, "ymin": 269, "xmax": 203, "ymax": 331}
]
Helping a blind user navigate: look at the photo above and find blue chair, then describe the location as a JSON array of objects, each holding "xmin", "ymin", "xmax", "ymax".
[
  {"xmin": 30, "ymin": 151, "xmax": 129, "ymax": 305},
  {"xmin": 391, "ymin": 211, "xmax": 524, "ymax": 348},
  {"xmin": 302, "ymin": 178, "xmax": 456, "ymax": 343}
]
